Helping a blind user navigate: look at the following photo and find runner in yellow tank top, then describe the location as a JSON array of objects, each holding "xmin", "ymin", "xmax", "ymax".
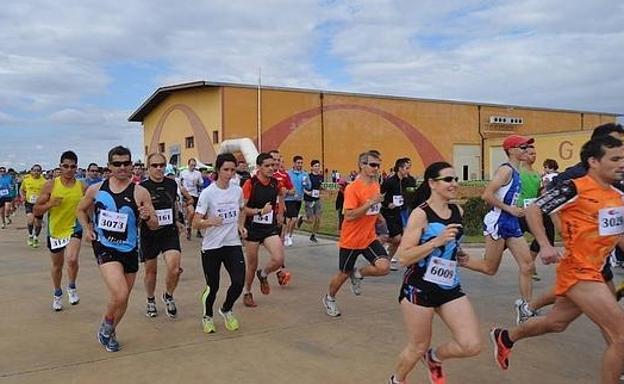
[
  {"xmin": 19, "ymin": 164, "xmax": 46, "ymax": 247},
  {"xmin": 34, "ymin": 151, "xmax": 86, "ymax": 312}
]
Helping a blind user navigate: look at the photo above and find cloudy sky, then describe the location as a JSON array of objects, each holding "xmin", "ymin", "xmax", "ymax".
[{"xmin": 1, "ymin": 0, "xmax": 622, "ymax": 169}]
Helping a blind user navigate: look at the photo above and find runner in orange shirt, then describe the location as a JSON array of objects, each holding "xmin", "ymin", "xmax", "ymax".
[
  {"xmin": 490, "ymin": 135, "xmax": 624, "ymax": 383},
  {"xmin": 322, "ymin": 150, "xmax": 390, "ymax": 317}
]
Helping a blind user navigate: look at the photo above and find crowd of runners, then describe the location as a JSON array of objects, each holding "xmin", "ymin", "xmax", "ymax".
[{"xmin": 2, "ymin": 122, "xmax": 624, "ymax": 383}]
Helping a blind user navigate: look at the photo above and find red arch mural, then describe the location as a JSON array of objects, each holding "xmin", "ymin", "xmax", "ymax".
[
  {"xmin": 261, "ymin": 104, "xmax": 445, "ymax": 164},
  {"xmin": 149, "ymin": 104, "xmax": 217, "ymax": 162}
]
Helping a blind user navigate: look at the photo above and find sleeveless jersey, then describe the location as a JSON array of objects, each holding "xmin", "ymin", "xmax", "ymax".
[
  {"xmin": 22, "ymin": 175, "xmax": 46, "ymax": 204},
  {"xmin": 140, "ymin": 177, "xmax": 178, "ymax": 234},
  {"xmin": 94, "ymin": 180, "xmax": 139, "ymax": 252},
  {"xmin": 244, "ymin": 176, "xmax": 279, "ymax": 226},
  {"xmin": 48, "ymin": 177, "xmax": 83, "ymax": 239}
]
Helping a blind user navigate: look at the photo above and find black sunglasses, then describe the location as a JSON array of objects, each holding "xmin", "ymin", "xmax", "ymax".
[
  {"xmin": 435, "ymin": 176, "xmax": 459, "ymax": 183},
  {"xmin": 365, "ymin": 162, "xmax": 381, "ymax": 168},
  {"xmin": 150, "ymin": 163, "xmax": 166, "ymax": 168},
  {"xmin": 110, "ymin": 161, "xmax": 132, "ymax": 167}
]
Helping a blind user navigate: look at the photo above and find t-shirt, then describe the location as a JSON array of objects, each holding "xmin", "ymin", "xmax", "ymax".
[
  {"xmin": 339, "ymin": 177, "xmax": 381, "ymax": 249},
  {"xmin": 0, "ymin": 174, "xmax": 14, "ymax": 198},
  {"xmin": 274, "ymin": 169, "xmax": 293, "ymax": 192},
  {"xmin": 286, "ymin": 169, "xmax": 309, "ymax": 202},
  {"xmin": 22, "ymin": 175, "xmax": 46, "ymax": 204},
  {"xmin": 304, "ymin": 173, "xmax": 324, "ymax": 202},
  {"xmin": 180, "ymin": 169, "xmax": 203, "ymax": 197},
  {"xmin": 517, "ymin": 169, "xmax": 541, "ymax": 207},
  {"xmin": 196, "ymin": 183, "xmax": 244, "ymax": 250}
]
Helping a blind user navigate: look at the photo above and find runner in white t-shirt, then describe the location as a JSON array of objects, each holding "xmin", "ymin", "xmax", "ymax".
[
  {"xmin": 180, "ymin": 158, "xmax": 204, "ymax": 240},
  {"xmin": 193, "ymin": 153, "xmax": 247, "ymax": 334}
]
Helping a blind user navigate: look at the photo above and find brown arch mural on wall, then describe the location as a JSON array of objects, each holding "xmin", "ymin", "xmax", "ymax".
[
  {"xmin": 260, "ymin": 104, "xmax": 445, "ymax": 164},
  {"xmin": 149, "ymin": 104, "xmax": 217, "ymax": 163}
]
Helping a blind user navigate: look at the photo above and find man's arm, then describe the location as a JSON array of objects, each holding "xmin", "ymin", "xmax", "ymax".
[
  {"xmin": 481, "ymin": 165, "xmax": 522, "ymax": 217},
  {"xmin": 76, "ymin": 185, "xmax": 97, "ymax": 241},
  {"xmin": 33, "ymin": 180, "xmax": 56, "ymax": 217}
]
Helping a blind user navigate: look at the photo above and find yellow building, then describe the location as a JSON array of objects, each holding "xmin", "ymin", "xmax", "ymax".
[{"xmin": 128, "ymin": 81, "xmax": 619, "ymax": 180}]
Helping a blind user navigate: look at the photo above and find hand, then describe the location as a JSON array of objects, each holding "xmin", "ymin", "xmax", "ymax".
[
  {"xmin": 370, "ymin": 193, "xmax": 384, "ymax": 205},
  {"xmin": 138, "ymin": 204, "xmax": 151, "ymax": 221},
  {"xmin": 538, "ymin": 245, "xmax": 561, "ymax": 265},
  {"xmin": 238, "ymin": 226, "xmax": 248, "ymax": 239},
  {"xmin": 85, "ymin": 225, "xmax": 97, "ymax": 242},
  {"xmin": 205, "ymin": 216, "xmax": 224, "ymax": 226},
  {"xmin": 434, "ymin": 224, "xmax": 462, "ymax": 247},
  {"xmin": 49, "ymin": 196, "xmax": 63, "ymax": 207},
  {"xmin": 456, "ymin": 247, "xmax": 470, "ymax": 266},
  {"xmin": 508, "ymin": 206, "xmax": 524, "ymax": 218},
  {"xmin": 260, "ymin": 202, "xmax": 273, "ymax": 215}
]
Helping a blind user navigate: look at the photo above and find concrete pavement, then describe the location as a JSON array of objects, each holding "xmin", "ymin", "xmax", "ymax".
[{"xmin": 0, "ymin": 214, "xmax": 611, "ymax": 383}]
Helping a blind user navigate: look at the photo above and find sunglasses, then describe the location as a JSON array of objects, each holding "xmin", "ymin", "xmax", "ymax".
[
  {"xmin": 517, "ymin": 145, "xmax": 532, "ymax": 151},
  {"xmin": 60, "ymin": 164, "xmax": 77, "ymax": 169},
  {"xmin": 110, "ymin": 161, "xmax": 132, "ymax": 167},
  {"xmin": 365, "ymin": 162, "xmax": 381, "ymax": 168},
  {"xmin": 435, "ymin": 176, "xmax": 459, "ymax": 183},
  {"xmin": 150, "ymin": 163, "xmax": 166, "ymax": 168},
  {"xmin": 32, "ymin": 169, "xmax": 42, "ymax": 172}
]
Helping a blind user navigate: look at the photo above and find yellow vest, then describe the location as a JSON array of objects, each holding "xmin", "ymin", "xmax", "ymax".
[
  {"xmin": 22, "ymin": 175, "xmax": 46, "ymax": 204},
  {"xmin": 48, "ymin": 177, "xmax": 83, "ymax": 239}
]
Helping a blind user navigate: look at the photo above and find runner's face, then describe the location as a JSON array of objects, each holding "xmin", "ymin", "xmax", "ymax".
[
  {"xmin": 59, "ymin": 160, "xmax": 77, "ymax": 179},
  {"xmin": 524, "ymin": 146, "xmax": 537, "ymax": 165},
  {"xmin": 188, "ymin": 160, "xmax": 196, "ymax": 171},
  {"xmin": 53, "ymin": 169, "xmax": 61, "ymax": 178},
  {"xmin": 260, "ymin": 159, "xmax": 275, "ymax": 178},
  {"xmin": 31, "ymin": 167, "xmax": 42, "ymax": 178},
  {"xmin": 148, "ymin": 157, "xmax": 166, "ymax": 179},
  {"xmin": 237, "ymin": 162, "xmax": 247, "ymax": 172},
  {"xmin": 430, "ymin": 168, "xmax": 458, "ymax": 200},
  {"xmin": 398, "ymin": 163, "xmax": 411, "ymax": 177},
  {"xmin": 311, "ymin": 163, "xmax": 321, "ymax": 173},
  {"xmin": 218, "ymin": 161, "xmax": 237, "ymax": 182},
  {"xmin": 109, "ymin": 155, "xmax": 132, "ymax": 181},
  {"xmin": 294, "ymin": 159, "xmax": 303, "ymax": 170},
  {"xmin": 361, "ymin": 156, "xmax": 381, "ymax": 178},
  {"xmin": 88, "ymin": 167, "xmax": 99, "ymax": 177},
  {"xmin": 595, "ymin": 146, "xmax": 624, "ymax": 183},
  {"xmin": 0, "ymin": 168, "xmax": 5, "ymax": 175}
]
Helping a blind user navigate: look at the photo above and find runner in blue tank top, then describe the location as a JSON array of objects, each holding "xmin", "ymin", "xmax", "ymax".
[
  {"xmin": 462, "ymin": 134, "xmax": 537, "ymax": 325},
  {"xmin": 77, "ymin": 146, "xmax": 158, "ymax": 353},
  {"xmin": 389, "ymin": 162, "xmax": 481, "ymax": 384}
]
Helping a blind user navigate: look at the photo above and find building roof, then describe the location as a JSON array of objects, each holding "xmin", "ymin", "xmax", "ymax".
[{"xmin": 128, "ymin": 80, "xmax": 622, "ymax": 122}]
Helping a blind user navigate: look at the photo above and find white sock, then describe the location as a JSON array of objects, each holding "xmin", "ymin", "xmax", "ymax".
[{"xmin": 353, "ymin": 269, "xmax": 363, "ymax": 279}]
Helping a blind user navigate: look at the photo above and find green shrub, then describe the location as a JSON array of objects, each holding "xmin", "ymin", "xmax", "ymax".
[{"xmin": 461, "ymin": 197, "xmax": 489, "ymax": 236}]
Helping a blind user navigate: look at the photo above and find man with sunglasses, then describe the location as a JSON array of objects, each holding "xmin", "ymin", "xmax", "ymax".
[
  {"xmin": 0, "ymin": 167, "xmax": 13, "ymax": 229},
  {"xmin": 77, "ymin": 146, "xmax": 158, "ymax": 352},
  {"xmin": 84, "ymin": 163, "xmax": 102, "ymax": 187},
  {"xmin": 461, "ymin": 135, "xmax": 537, "ymax": 324},
  {"xmin": 20, "ymin": 164, "xmax": 46, "ymax": 247},
  {"xmin": 140, "ymin": 153, "xmax": 183, "ymax": 318},
  {"xmin": 34, "ymin": 151, "xmax": 85, "ymax": 311},
  {"xmin": 323, "ymin": 151, "xmax": 390, "ymax": 317}
]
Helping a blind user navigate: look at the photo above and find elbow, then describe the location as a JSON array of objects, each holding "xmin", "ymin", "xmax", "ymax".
[{"xmin": 397, "ymin": 251, "xmax": 410, "ymax": 267}]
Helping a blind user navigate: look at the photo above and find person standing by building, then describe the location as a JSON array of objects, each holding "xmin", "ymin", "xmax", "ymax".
[{"xmin": 20, "ymin": 164, "xmax": 46, "ymax": 247}]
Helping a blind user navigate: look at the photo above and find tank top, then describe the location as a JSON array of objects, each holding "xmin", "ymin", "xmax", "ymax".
[
  {"xmin": 403, "ymin": 203, "xmax": 463, "ymax": 290},
  {"xmin": 245, "ymin": 176, "xmax": 279, "ymax": 226},
  {"xmin": 140, "ymin": 177, "xmax": 178, "ymax": 234},
  {"xmin": 48, "ymin": 177, "xmax": 83, "ymax": 239},
  {"xmin": 93, "ymin": 180, "xmax": 139, "ymax": 252},
  {"xmin": 23, "ymin": 175, "xmax": 46, "ymax": 204}
]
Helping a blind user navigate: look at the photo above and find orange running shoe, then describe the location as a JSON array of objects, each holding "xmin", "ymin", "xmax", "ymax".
[
  {"xmin": 490, "ymin": 328, "xmax": 512, "ymax": 370},
  {"xmin": 276, "ymin": 270, "xmax": 292, "ymax": 286},
  {"xmin": 243, "ymin": 293, "xmax": 257, "ymax": 308},
  {"xmin": 256, "ymin": 270, "xmax": 270, "ymax": 295},
  {"xmin": 423, "ymin": 348, "xmax": 446, "ymax": 384}
]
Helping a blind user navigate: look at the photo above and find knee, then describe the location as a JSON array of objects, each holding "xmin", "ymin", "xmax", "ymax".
[
  {"xmin": 376, "ymin": 260, "xmax": 390, "ymax": 275},
  {"xmin": 402, "ymin": 342, "xmax": 428, "ymax": 360},
  {"xmin": 458, "ymin": 338, "xmax": 482, "ymax": 357},
  {"xmin": 110, "ymin": 290, "xmax": 129, "ymax": 307},
  {"xmin": 519, "ymin": 259, "xmax": 534, "ymax": 275},
  {"xmin": 482, "ymin": 263, "xmax": 497, "ymax": 275}
]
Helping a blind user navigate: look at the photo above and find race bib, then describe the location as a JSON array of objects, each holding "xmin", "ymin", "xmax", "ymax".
[
  {"xmin": 217, "ymin": 204, "xmax": 239, "ymax": 224},
  {"xmin": 0, "ymin": 189, "xmax": 8, "ymax": 197},
  {"xmin": 393, "ymin": 195, "xmax": 404, "ymax": 207},
  {"xmin": 366, "ymin": 203, "xmax": 381, "ymax": 216},
  {"xmin": 423, "ymin": 256, "xmax": 457, "ymax": 287},
  {"xmin": 312, "ymin": 189, "xmax": 320, "ymax": 198},
  {"xmin": 523, "ymin": 198, "xmax": 537, "ymax": 208},
  {"xmin": 599, "ymin": 207, "xmax": 624, "ymax": 236},
  {"xmin": 28, "ymin": 195, "xmax": 38, "ymax": 204},
  {"xmin": 49, "ymin": 236, "xmax": 70, "ymax": 250},
  {"xmin": 156, "ymin": 208, "xmax": 173, "ymax": 226},
  {"xmin": 252, "ymin": 210, "xmax": 274, "ymax": 225},
  {"xmin": 97, "ymin": 210, "xmax": 128, "ymax": 233}
]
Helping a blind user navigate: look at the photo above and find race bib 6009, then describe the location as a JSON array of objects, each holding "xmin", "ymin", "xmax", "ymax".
[{"xmin": 423, "ymin": 256, "xmax": 457, "ymax": 287}]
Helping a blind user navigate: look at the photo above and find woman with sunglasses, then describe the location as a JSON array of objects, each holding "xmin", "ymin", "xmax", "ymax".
[{"xmin": 389, "ymin": 162, "xmax": 481, "ymax": 384}]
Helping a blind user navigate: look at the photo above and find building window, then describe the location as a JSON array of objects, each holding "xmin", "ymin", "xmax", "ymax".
[
  {"xmin": 158, "ymin": 142, "xmax": 165, "ymax": 153},
  {"xmin": 213, "ymin": 130, "xmax": 219, "ymax": 144},
  {"xmin": 185, "ymin": 136, "xmax": 195, "ymax": 149}
]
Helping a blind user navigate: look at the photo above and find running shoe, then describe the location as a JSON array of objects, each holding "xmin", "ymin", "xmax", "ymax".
[
  {"xmin": 387, "ymin": 375, "xmax": 402, "ymax": 384},
  {"xmin": 96, "ymin": 324, "xmax": 119, "ymax": 352},
  {"xmin": 390, "ymin": 258, "xmax": 399, "ymax": 271},
  {"xmin": 296, "ymin": 215, "xmax": 304, "ymax": 229},
  {"xmin": 424, "ymin": 348, "xmax": 446, "ymax": 384},
  {"xmin": 276, "ymin": 269, "xmax": 292, "ymax": 286},
  {"xmin": 490, "ymin": 328, "xmax": 512, "ymax": 370},
  {"xmin": 322, "ymin": 295, "xmax": 341, "ymax": 317},
  {"xmin": 6, "ymin": 217, "xmax": 11, "ymax": 224},
  {"xmin": 1, "ymin": 223, "xmax": 5, "ymax": 229},
  {"xmin": 52, "ymin": 295, "xmax": 63, "ymax": 311},
  {"xmin": 218, "ymin": 308, "xmax": 240, "ymax": 331},
  {"xmin": 146, "ymin": 300, "xmax": 157, "ymax": 317},
  {"xmin": 108, "ymin": 331, "xmax": 120, "ymax": 352},
  {"xmin": 162, "ymin": 293, "xmax": 177, "ymax": 318},
  {"xmin": 32, "ymin": 238, "xmax": 39, "ymax": 248},
  {"xmin": 67, "ymin": 287, "xmax": 80, "ymax": 305},
  {"xmin": 309, "ymin": 234, "xmax": 318, "ymax": 243},
  {"xmin": 27, "ymin": 237, "xmax": 33, "ymax": 247},
  {"xmin": 186, "ymin": 227, "xmax": 191, "ymax": 240},
  {"xmin": 514, "ymin": 299, "xmax": 536, "ymax": 325},
  {"xmin": 256, "ymin": 270, "xmax": 270, "ymax": 295},
  {"xmin": 350, "ymin": 271, "xmax": 362, "ymax": 296},
  {"xmin": 284, "ymin": 235, "xmax": 293, "ymax": 247},
  {"xmin": 532, "ymin": 271, "xmax": 541, "ymax": 281},
  {"xmin": 243, "ymin": 292, "xmax": 257, "ymax": 308},
  {"xmin": 201, "ymin": 316, "xmax": 216, "ymax": 334}
]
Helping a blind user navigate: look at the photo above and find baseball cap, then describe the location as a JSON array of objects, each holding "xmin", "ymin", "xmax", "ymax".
[{"xmin": 502, "ymin": 135, "xmax": 534, "ymax": 150}]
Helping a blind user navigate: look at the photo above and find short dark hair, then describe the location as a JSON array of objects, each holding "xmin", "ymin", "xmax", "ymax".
[
  {"xmin": 311, "ymin": 159, "xmax": 320, "ymax": 167},
  {"xmin": 31, "ymin": 164, "xmax": 42, "ymax": 171},
  {"xmin": 542, "ymin": 158, "xmax": 559, "ymax": 170},
  {"xmin": 581, "ymin": 135, "xmax": 623, "ymax": 169},
  {"xmin": 293, "ymin": 155, "xmax": 303, "ymax": 163},
  {"xmin": 87, "ymin": 162, "xmax": 98, "ymax": 170},
  {"xmin": 146, "ymin": 153, "xmax": 166, "ymax": 165},
  {"xmin": 107, "ymin": 146, "xmax": 131, "ymax": 162},
  {"xmin": 268, "ymin": 149, "xmax": 280, "ymax": 156},
  {"xmin": 60, "ymin": 150, "xmax": 78, "ymax": 164},
  {"xmin": 216, "ymin": 153, "xmax": 237, "ymax": 171},
  {"xmin": 188, "ymin": 157, "xmax": 197, "ymax": 165},
  {"xmin": 591, "ymin": 123, "xmax": 624, "ymax": 139},
  {"xmin": 368, "ymin": 149, "xmax": 381, "ymax": 157},
  {"xmin": 394, "ymin": 157, "xmax": 410, "ymax": 173},
  {"xmin": 256, "ymin": 152, "xmax": 273, "ymax": 166}
]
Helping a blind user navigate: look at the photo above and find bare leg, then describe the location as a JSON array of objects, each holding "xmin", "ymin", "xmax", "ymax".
[
  {"xmin": 435, "ymin": 296, "xmax": 482, "ymax": 360},
  {"xmin": 393, "ymin": 299, "xmax": 434, "ymax": 382}
]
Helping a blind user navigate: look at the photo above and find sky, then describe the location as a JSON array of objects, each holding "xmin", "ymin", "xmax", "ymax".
[{"xmin": 1, "ymin": 0, "xmax": 623, "ymax": 170}]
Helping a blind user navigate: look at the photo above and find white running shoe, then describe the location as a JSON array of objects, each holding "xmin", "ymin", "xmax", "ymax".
[
  {"xmin": 322, "ymin": 295, "xmax": 341, "ymax": 317},
  {"xmin": 514, "ymin": 299, "xmax": 536, "ymax": 325},
  {"xmin": 390, "ymin": 258, "xmax": 399, "ymax": 271},
  {"xmin": 68, "ymin": 288, "xmax": 80, "ymax": 305},
  {"xmin": 52, "ymin": 295, "xmax": 63, "ymax": 311},
  {"xmin": 350, "ymin": 271, "xmax": 362, "ymax": 296}
]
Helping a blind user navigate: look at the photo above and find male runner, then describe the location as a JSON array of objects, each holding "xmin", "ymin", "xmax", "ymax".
[
  {"xmin": 84, "ymin": 163, "xmax": 103, "ymax": 187},
  {"xmin": 20, "ymin": 164, "xmax": 46, "ymax": 247},
  {"xmin": 34, "ymin": 151, "xmax": 85, "ymax": 311},
  {"xmin": 284, "ymin": 155, "xmax": 308, "ymax": 246},
  {"xmin": 0, "ymin": 167, "xmax": 14, "ymax": 229},
  {"xmin": 268, "ymin": 150, "xmax": 293, "ymax": 285},
  {"xmin": 180, "ymin": 158, "xmax": 203, "ymax": 240},
  {"xmin": 140, "ymin": 153, "xmax": 183, "ymax": 318},
  {"xmin": 299, "ymin": 159, "xmax": 324, "ymax": 243},
  {"xmin": 77, "ymin": 146, "xmax": 158, "ymax": 352},
  {"xmin": 491, "ymin": 135, "xmax": 624, "ymax": 383},
  {"xmin": 323, "ymin": 151, "xmax": 390, "ymax": 317}
]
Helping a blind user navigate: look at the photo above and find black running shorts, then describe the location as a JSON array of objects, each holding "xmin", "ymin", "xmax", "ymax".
[
  {"xmin": 140, "ymin": 230, "xmax": 181, "ymax": 262},
  {"xmin": 93, "ymin": 241, "xmax": 139, "ymax": 274},
  {"xmin": 339, "ymin": 240, "xmax": 388, "ymax": 273},
  {"xmin": 285, "ymin": 201, "xmax": 302, "ymax": 218},
  {"xmin": 399, "ymin": 282, "xmax": 465, "ymax": 308}
]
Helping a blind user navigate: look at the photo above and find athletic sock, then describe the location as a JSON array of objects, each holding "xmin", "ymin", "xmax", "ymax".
[
  {"xmin": 27, "ymin": 224, "xmax": 33, "ymax": 236},
  {"xmin": 353, "ymin": 269, "xmax": 363, "ymax": 279},
  {"xmin": 147, "ymin": 296, "xmax": 155, "ymax": 302},
  {"xmin": 68, "ymin": 282, "xmax": 76, "ymax": 290},
  {"xmin": 501, "ymin": 329, "xmax": 514, "ymax": 348},
  {"xmin": 260, "ymin": 270, "xmax": 268, "ymax": 279},
  {"xmin": 164, "ymin": 292, "xmax": 173, "ymax": 300},
  {"xmin": 429, "ymin": 347, "xmax": 442, "ymax": 364}
]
